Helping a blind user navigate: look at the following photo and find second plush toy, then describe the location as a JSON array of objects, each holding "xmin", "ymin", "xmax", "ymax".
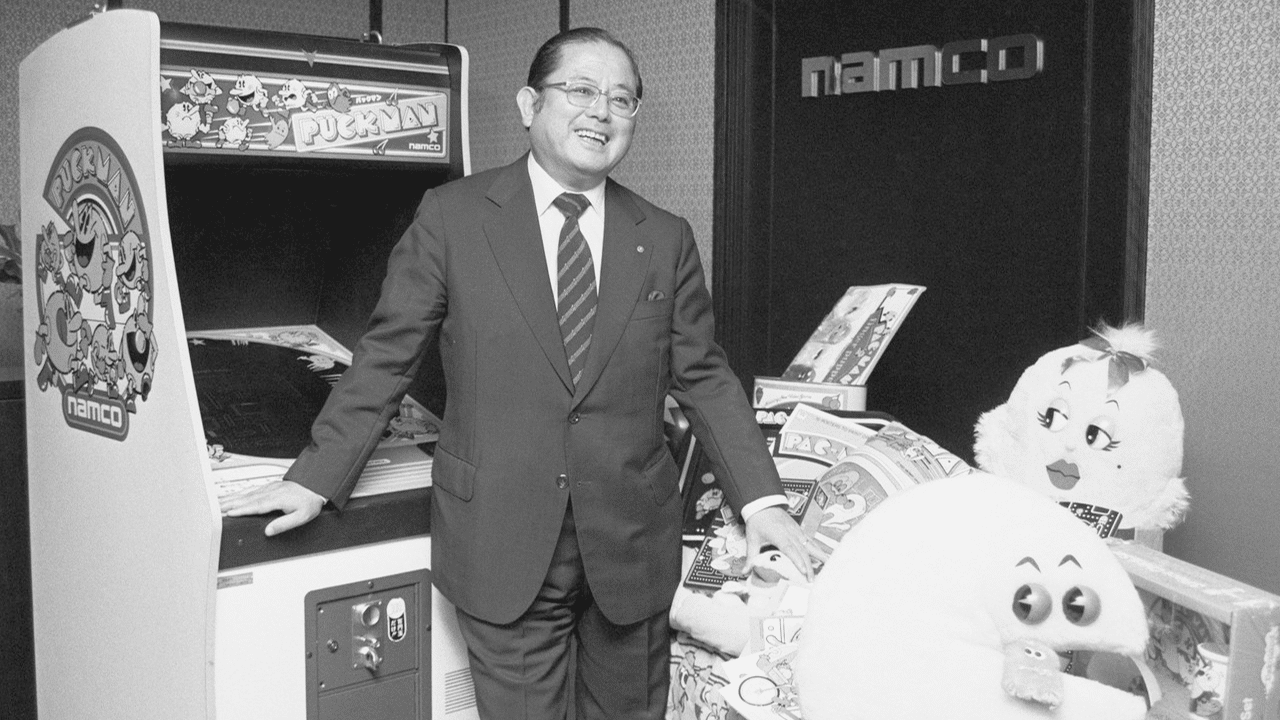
[{"xmin": 974, "ymin": 323, "xmax": 1188, "ymax": 536}]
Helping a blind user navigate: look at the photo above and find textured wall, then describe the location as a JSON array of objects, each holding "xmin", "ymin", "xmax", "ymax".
[
  {"xmin": 1145, "ymin": 0, "xmax": 1280, "ymax": 593},
  {"xmin": 448, "ymin": 0, "xmax": 559, "ymax": 174},
  {"xmin": 572, "ymin": 0, "xmax": 717, "ymax": 272}
]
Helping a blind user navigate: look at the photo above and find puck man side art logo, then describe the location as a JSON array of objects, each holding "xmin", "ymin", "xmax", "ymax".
[{"xmin": 32, "ymin": 128, "xmax": 155, "ymax": 440}]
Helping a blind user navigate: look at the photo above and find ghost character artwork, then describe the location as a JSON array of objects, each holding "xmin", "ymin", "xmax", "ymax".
[
  {"xmin": 216, "ymin": 116, "xmax": 252, "ymax": 150},
  {"xmin": 163, "ymin": 101, "xmax": 210, "ymax": 148},
  {"xmin": 795, "ymin": 473, "xmax": 1155, "ymax": 720},
  {"xmin": 974, "ymin": 323, "xmax": 1188, "ymax": 537}
]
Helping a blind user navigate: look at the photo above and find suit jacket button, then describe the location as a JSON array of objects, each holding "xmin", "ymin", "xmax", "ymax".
[
  {"xmin": 556, "ymin": 474, "xmax": 568, "ymax": 489},
  {"xmin": 568, "ymin": 413, "xmax": 581, "ymax": 424}
]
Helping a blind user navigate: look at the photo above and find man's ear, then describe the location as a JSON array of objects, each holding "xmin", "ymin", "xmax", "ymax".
[{"xmin": 516, "ymin": 86, "xmax": 540, "ymax": 129}]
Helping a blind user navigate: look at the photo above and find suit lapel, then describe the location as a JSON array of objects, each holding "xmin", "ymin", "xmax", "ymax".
[
  {"xmin": 572, "ymin": 180, "xmax": 650, "ymax": 402},
  {"xmin": 483, "ymin": 157, "xmax": 575, "ymax": 393}
]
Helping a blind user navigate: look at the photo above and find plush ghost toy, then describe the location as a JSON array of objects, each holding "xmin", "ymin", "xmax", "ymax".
[
  {"xmin": 795, "ymin": 473, "xmax": 1152, "ymax": 720},
  {"xmin": 974, "ymin": 324, "xmax": 1188, "ymax": 535}
]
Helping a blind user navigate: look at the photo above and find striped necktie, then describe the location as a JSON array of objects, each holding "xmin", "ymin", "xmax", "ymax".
[{"xmin": 553, "ymin": 192, "xmax": 596, "ymax": 388}]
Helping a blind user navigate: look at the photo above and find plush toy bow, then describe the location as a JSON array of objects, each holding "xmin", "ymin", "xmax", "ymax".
[{"xmin": 1062, "ymin": 335, "xmax": 1149, "ymax": 393}]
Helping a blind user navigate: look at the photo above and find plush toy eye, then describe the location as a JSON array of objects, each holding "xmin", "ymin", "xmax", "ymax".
[
  {"xmin": 1013, "ymin": 583, "xmax": 1053, "ymax": 624},
  {"xmin": 1036, "ymin": 400, "xmax": 1070, "ymax": 432},
  {"xmin": 1062, "ymin": 586, "xmax": 1101, "ymax": 625},
  {"xmin": 1085, "ymin": 418, "xmax": 1119, "ymax": 450}
]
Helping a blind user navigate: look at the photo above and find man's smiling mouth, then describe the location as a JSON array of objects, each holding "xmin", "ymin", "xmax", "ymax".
[{"xmin": 576, "ymin": 129, "xmax": 607, "ymax": 145}]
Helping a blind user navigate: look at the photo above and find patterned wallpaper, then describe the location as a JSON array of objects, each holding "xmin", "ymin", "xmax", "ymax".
[
  {"xmin": 572, "ymin": 0, "xmax": 717, "ymax": 272},
  {"xmin": 1145, "ymin": 0, "xmax": 1280, "ymax": 593},
  {"xmin": 449, "ymin": 0, "xmax": 559, "ymax": 174}
]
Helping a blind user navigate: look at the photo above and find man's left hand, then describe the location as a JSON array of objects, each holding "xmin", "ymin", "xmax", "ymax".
[{"xmin": 744, "ymin": 505, "xmax": 817, "ymax": 582}]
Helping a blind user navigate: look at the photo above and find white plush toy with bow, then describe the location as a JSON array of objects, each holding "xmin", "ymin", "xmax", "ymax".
[{"xmin": 974, "ymin": 323, "xmax": 1188, "ymax": 535}]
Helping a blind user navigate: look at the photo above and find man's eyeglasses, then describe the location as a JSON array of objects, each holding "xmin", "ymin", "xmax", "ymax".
[{"xmin": 539, "ymin": 82, "xmax": 642, "ymax": 118}]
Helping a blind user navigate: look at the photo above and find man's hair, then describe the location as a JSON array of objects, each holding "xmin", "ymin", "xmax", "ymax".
[{"xmin": 526, "ymin": 27, "xmax": 643, "ymax": 99}]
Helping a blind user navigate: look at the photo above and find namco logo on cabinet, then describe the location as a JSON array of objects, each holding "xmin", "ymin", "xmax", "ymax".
[{"xmin": 801, "ymin": 34, "xmax": 1043, "ymax": 97}]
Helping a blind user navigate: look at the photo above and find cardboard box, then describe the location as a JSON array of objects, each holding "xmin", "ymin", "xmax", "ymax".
[
  {"xmin": 1109, "ymin": 541, "xmax": 1280, "ymax": 720},
  {"xmin": 753, "ymin": 376, "xmax": 867, "ymax": 411}
]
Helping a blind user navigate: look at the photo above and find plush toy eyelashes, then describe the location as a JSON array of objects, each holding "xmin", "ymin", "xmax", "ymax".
[
  {"xmin": 1037, "ymin": 401, "xmax": 1070, "ymax": 431},
  {"xmin": 1084, "ymin": 421, "xmax": 1119, "ymax": 451},
  {"xmin": 1036, "ymin": 402, "xmax": 1121, "ymax": 452}
]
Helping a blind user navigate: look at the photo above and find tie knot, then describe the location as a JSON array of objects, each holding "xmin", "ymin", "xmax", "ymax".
[{"xmin": 553, "ymin": 192, "xmax": 591, "ymax": 220}]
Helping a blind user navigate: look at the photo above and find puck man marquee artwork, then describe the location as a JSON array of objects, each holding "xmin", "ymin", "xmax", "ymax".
[
  {"xmin": 32, "ymin": 128, "xmax": 155, "ymax": 440},
  {"xmin": 159, "ymin": 66, "xmax": 450, "ymax": 160}
]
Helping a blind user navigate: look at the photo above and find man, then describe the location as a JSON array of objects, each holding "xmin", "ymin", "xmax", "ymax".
[{"xmin": 222, "ymin": 27, "xmax": 810, "ymax": 720}]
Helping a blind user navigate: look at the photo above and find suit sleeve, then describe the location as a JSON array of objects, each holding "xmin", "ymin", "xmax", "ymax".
[
  {"xmin": 665, "ymin": 218, "xmax": 784, "ymax": 514},
  {"xmin": 284, "ymin": 191, "xmax": 449, "ymax": 509}
]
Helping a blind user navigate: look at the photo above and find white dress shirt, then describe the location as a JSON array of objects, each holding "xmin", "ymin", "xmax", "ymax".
[{"xmin": 526, "ymin": 155, "xmax": 786, "ymax": 522}]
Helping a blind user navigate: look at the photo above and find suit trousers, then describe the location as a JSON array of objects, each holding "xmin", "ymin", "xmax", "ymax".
[{"xmin": 453, "ymin": 500, "xmax": 671, "ymax": 720}]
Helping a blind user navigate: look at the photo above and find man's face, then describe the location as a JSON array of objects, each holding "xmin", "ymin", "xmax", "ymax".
[{"xmin": 518, "ymin": 41, "xmax": 638, "ymax": 191}]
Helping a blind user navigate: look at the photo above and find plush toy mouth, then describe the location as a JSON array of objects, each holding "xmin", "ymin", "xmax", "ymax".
[{"xmin": 1045, "ymin": 459, "xmax": 1081, "ymax": 490}]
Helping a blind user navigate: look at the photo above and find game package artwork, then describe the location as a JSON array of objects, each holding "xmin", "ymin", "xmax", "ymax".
[
  {"xmin": 780, "ymin": 284, "xmax": 924, "ymax": 387},
  {"xmin": 1109, "ymin": 542, "xmax": 1280, "ymax": 720}
]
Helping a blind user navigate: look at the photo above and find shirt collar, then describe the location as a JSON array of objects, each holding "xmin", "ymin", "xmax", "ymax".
[{"xmin": 527, "ymin": 154, "xmax": 606, "ymax": 217}]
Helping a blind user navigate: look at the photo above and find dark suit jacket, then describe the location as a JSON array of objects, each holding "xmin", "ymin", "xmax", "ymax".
[{"xmin": 287, "ymin": 156, "xmax": 782, "ymax": 625}]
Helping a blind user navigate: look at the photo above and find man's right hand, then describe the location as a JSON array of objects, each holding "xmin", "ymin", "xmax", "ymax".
[{"xmin": 220, "ymin": 480, "xmax": 325, "ymax": 537}]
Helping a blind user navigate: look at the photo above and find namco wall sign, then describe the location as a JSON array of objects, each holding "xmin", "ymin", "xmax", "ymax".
[{"xmin": 801, "ymin": 33, "xmax": 1044, "ymax": 97}]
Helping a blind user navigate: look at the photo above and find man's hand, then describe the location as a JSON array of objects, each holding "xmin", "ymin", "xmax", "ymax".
[
  {"xmin": 743, "ymin": 505, "xmax": 817, "ymax": 582},
  {"xmin": 220, "ymin": 480, "xmax": 325, "ymax": 537}
]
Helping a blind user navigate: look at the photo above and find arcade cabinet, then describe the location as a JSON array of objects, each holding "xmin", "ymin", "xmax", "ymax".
[{"xmin": 20, "ymin": 9, "xmax": 478, "ymax": 719}]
